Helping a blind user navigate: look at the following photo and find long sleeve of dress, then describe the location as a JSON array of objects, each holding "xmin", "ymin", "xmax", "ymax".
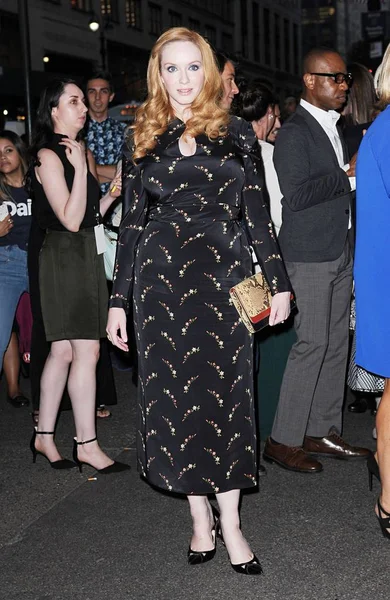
[
  {"xmin": 232, "ymin": 117, "xmax": 291, "ymax": 295},
  {"xmin": 109, "ymin": 145, "xmax": 148, "ymax": 312}
]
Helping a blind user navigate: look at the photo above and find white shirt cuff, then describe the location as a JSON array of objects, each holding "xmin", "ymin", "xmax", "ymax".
[{"xmin": 342, "ymin": 164, "xmax": 356, "ymax": 192}]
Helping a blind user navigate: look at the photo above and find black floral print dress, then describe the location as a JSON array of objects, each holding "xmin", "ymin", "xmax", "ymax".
[{"xmin": 110, "ymin": 116, "xmax": 291, "ymax": 495}]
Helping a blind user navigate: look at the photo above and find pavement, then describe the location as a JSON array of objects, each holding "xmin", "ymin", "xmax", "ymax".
[{"xmin": 0, "ymin": 368, "xmax": 387, "ymax": 600}]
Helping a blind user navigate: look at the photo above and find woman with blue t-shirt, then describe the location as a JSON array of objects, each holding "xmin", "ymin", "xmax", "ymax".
[{"xmin": 0, "ymin": 131, "xmax": 32, "ymax": 404}]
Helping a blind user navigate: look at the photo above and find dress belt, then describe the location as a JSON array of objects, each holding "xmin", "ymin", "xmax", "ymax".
[{"xmin": 148, "ymin": 204, "xmax": 241, "ymax": 223}]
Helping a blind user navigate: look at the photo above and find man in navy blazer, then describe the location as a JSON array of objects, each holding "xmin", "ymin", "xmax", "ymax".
[{"xmin": 263, "ymin": 48, "xmax": 370, "ymax": 472}]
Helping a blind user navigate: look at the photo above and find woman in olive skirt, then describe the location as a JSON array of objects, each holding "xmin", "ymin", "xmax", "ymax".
[{"xmin": 29, "ymin": 78, "xmax": 129, "ymax": 473}]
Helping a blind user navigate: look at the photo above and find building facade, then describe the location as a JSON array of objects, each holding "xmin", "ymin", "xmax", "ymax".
[
  {"xmin": 302, "ymin": 0, "xmax": 390, "ymax": 64},
  {"xmin": 0, "ymin": 0, "xmax": 302, "ymax": 121},
  {"xmin": 235, "ymin": 0, "xmax": 302, "ymax": 100}
]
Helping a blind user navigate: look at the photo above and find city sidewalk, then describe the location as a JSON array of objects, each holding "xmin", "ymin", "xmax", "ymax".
[{"xmin": 0, "ymin": 371, "xmax": 386, "ymax": 600}]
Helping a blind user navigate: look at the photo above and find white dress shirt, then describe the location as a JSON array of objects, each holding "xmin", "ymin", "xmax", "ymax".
[
  {"xmin": 258, "ymin": 140, "xmax": 283, "ymax": 235},
  {"xmin": 252, "ymin": 140, "xmax": 283, "ymax": 273},
  {"xmin": 300, "ymin": 99, "xmax": 355, "ymax": 192}
]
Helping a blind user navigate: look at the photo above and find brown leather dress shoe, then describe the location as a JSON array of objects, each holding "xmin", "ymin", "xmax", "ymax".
[
  {"xmin": 263, "ymin": 437, "xmax": 323, "ymax": 473},
  {"xmin": 303, "ymin": 429, "xmax": 371, "ymax": 460}
]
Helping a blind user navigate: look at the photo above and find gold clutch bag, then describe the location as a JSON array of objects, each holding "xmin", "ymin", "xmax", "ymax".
[
  {"xmin": 230, "ymin": 272, "xmax": 295, "ymax": 334},
  {"xmin": 229, "ymin": 272, "xmax": 272, "ymax": 334}
]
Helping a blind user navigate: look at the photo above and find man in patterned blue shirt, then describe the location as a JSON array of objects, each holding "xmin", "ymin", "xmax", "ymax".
[
  {"xmin": 85, "ymin": 72, "xmax": 127, "ymax": 414},
  {"xmin": 85, "ymin": 71, "xmax": 126, "ymax": 195}
]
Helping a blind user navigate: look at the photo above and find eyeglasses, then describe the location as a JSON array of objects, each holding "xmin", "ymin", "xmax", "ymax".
[{"xmin": 310, "ymin": 72, "xmax": 353, "ymax": 86}]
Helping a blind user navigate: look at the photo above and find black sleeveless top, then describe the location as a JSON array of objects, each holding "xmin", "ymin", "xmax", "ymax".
[{"xmin": 31, "ymin": 133, "xmax": 101, "ymax": 231}]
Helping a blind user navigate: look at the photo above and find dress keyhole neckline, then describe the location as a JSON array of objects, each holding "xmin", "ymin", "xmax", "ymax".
[{"xmin": 178, "ymin": 135, "xmax": 197, "ymax": 158}]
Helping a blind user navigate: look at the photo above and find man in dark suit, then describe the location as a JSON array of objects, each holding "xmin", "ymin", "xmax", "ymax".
[{"xmin": 263, "ymin": 48, "xmax": 370, "ymax": 472}]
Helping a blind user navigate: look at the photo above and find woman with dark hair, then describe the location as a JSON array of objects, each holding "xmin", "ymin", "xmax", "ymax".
[
  {"xmin": 267, "ymin": 102, "xmax": 281, "ymax": 143},
  {"xmin": 28, "ymin": 189, "xmax": 119, "ymax": 425},
  {"xmin": 343, "ymin": 62, "xmax": 377, "ymax": 157},
  {"xmin": 29, "ymin": 78, "xmax": 128, "ymax": 472},
  {"xmin": 0, "ymin": 130, "xmax": 31, "ymax": 406},
  {"xmin": 241, "ymin": 84, "xmax": 282, "ymax": 233},
  {"xmin": 214, "ymin": 51, "xmax": 239, "ymax": 110},
  {"xmin": 240, "ymin": 84, "xmax": 296, "ymax": 442}
]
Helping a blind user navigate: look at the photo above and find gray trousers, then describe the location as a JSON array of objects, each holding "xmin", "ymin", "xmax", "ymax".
[{"xmin": 271, "ymin": 241, "xmax": 353, "ymax": 447}]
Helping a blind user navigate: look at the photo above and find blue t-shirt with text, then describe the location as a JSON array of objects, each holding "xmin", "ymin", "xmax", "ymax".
[{"xmin": 0, "ymin": 186, "xmax": 32, "ymax": 250}]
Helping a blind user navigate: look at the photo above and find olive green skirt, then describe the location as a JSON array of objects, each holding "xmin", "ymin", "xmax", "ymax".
[{"xmin": 39, "ymin": 229, "xmax": 108, "ymax": 342}]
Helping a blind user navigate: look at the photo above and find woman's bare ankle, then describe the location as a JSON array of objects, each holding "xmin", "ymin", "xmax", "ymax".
[
  {"xmin": 35, "ymin": 435, "xmax": 62, "ymax": 462},
  {"xmin": 76, "ymin": 442, "xmax": 114, "ymax": 469}
]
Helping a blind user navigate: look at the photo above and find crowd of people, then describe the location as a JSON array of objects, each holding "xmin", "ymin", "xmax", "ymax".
[{"xmin": 1, "ymin": 25, "xmax": 390, "ymax": 572}]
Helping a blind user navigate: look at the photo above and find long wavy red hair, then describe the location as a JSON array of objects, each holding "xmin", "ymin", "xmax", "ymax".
[{"xmin": 130, "ymin": 27, "xmax": 229, "ymax": 161}]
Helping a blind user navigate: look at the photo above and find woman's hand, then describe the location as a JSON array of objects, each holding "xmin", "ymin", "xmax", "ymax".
[
  {"xmin": 106, "ymin": 307, "xmax": 128, "ymax": 352},
  {"xmin": 269, "ymin": 291, "xmax": 291, "ymax": 326},
  {"xmin": 109, "ymin": 160, "xmax": 122, "ymax": 198},
  {"xmin": 0, "ymin": 215, "xmax": 13, "ymax": 237},
  {"xmin": 59, "ymin": 138, "xmax": 87, "ymax": 172}
]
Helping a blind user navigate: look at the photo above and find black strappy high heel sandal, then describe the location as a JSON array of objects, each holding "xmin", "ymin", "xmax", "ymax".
[
  {"xmin": 187, "ymin": 507, "xmax": 219, "ymax": 565},
  {"xmin": 216, "ymin": 524, "xmax": 263, "ymax": 575},
  {"xmin": 72, "ymin": 437, "xmax": 131, "ymax": 474},
  {"xmin": 30, "ymin": 430, "xmax": 76, "ymax": 469},
  {"xmin": 376, "ymin": 498, "xmax": 390, "ymax": 539},
  {"xmin": 367, "ymin": 452, "xmax": 380, "ymax": 491}
]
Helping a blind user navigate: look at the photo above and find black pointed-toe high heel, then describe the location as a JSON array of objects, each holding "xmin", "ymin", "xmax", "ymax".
[
  {"xmin": 30, "ymin": 430, "xmax": 76, "ymax": 469},
  {"xmin": 187, "ymin": 507, "xmax": 219, "ymax": 565},
  {"xmin": 230, "ymin": 554, "xmax": 263, "ymax": 575},
  {"xmin": 187, "ymin": 534, "xmax": 217, "ymax": 565},
  {"xmin": 72, "ymin": 437, "xmax": 131, "ymax": 474},
  {"xmin": 216, "ymin": 524, "xmax": 263, "ymax": 575},
  {"xmin": 376, "ymin": 498, "xmax": 390, "ymax": 539},
  {"xmin": 367, "ymin": 452, "xmax": 380, "ymax": 491}
]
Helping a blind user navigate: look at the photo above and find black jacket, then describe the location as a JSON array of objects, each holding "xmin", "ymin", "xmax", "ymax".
[{"xmin": 274, "ymin": 104, "xmax": 352, "ymax": 262}]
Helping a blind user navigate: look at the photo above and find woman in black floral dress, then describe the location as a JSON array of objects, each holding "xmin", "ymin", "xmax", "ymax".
[{"xmin": 107, "ymin": 28, "xmax": 291, "ymax": 574}]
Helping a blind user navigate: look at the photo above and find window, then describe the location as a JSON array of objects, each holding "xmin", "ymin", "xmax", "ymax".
[
  {"xmin": 43, "ymin": 51, "xmax": 94, "ymax": 77},
  {"xmin": 101, "ymin": 0, "xmax": 119, "ymax": 22},
  {"xmin": 274, "ymin": 14, "xmax": 281, "ymax": 69},
  {"xmin": 70, "ymin": 0, "xmax": 91, "ymax": 11},
  {"xmin": 284, "ymin": 19, "xmax": 290, "ymax": 73},
  {"xmin": 204, "ymin": 25, "xmax": 216, "ymax": 47},
  {"xmin": 126, "ymin": 0, "xmax": 142, "ymax": 29},
  {"xmin": 186, "ymin": 0, "xmax": 233, "ymax": 21},
  {"xmin": 169, "ymin": 10, "xmax": 181, "ymax": 27},
  {"xmin": 264, "ymin": 8, "xmax": 271, "ymax": 65},
  {"xmin": 293, "ymin": 23, "xmax": 299, "ymax": 75},
  {"xmin": 149, "ymin": 3, "xmax": 162, "ymax": 36},
  {"xmin": 252, "ymin": 2, "xmax": 260, "ymax": 62},
  {"xmin": 222, "ymin": 32, "xmax": 233, "ymax": 54},
  {"xmin": 240, "ymin": 0, "xmax": 248, "ymax": 58},
  {"xmin": 106, "ymin": 40, "xmax": 149, "ymax": 102},
  {"xmin": 221, "ymin": 0, "xmax": 234, "ymax": 21},
  {"xmin": 189, "ymin": 18, "xmax": 200, "ymax": 32},
  {"xmin": 0, "ymin": 11, "xmax": 22, "ymax": 69}
]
